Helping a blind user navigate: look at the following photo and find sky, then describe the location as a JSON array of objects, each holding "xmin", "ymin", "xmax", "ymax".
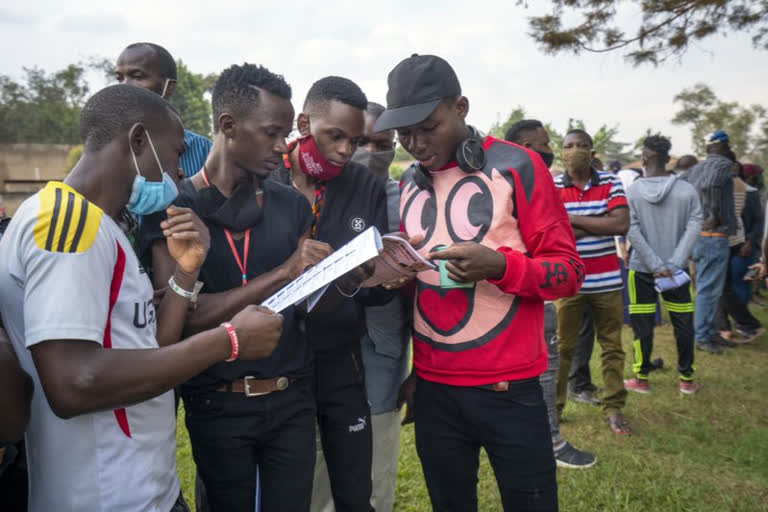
[{"xmin": 1, "ymin": 1, "xmax": 766, "ymax": 156}]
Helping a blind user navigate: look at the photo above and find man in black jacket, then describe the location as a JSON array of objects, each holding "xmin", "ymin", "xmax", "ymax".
[
  {"xmin": 270, "ymin": 76, "xmax": 390, "ymax": 512},
  {"xmin": 141, "ymin": 64, "xmax": 369, "ymax": 512}
]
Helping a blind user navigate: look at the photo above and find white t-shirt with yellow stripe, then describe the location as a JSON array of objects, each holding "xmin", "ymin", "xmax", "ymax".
[{"xmin": 0, "ymin": 181, "xmax": 179, "ymax": 512}]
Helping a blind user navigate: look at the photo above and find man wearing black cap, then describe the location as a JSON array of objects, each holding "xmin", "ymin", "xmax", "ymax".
[{"xmin": 381, "ymin": 55, "xmax": 584, "ymax": 511}]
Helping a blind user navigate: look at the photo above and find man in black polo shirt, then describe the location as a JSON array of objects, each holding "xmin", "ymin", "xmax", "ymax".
[
  {"xmin": 270, "ymin": 76, "xmax": 389, "ymax": 512},
  {"xmin": 143, "ymin": 64, "xmax": 368, "ymax": 511}
]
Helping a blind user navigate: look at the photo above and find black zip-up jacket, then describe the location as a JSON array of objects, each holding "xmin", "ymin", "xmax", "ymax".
[
  {"xmin": 270, "ymin": 161, "xmax": 394, "ymax": 353},
  {"xmin": 743, "ymin": 188, "xmax": 763, "ymax": 249}
]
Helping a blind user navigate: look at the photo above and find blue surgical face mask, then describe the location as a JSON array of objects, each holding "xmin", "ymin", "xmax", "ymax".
[{"xmin": 126, "ymin": 130, "xmax": 178, "ymax": 215}]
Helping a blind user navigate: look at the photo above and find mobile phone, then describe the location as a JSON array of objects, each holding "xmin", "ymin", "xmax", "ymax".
[
  {"xmin": 436, "ymin": 247, "xmax": 474, "ymax": 289},
  {"xmin": 744, "ymin": 267, "xmax": 761, "ymax": 281}
]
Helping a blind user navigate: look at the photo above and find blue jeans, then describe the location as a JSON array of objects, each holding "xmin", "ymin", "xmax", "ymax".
[
  {"xmin": 692, "ymin": 236, "xmax": 730, "ymax": 343},
  {"xmin": 541, "ymin": 303, "xmax": 563, "ymax": 447},
  {"xmin": 729, "ymin": 253, "xmax": 753, "ymax": 305}
]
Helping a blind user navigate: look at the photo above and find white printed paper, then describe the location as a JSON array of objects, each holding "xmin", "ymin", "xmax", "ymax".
[
  {"xmin": 262, "ymin": 227, "xmax": 381, "ymax": 313},
  {"xmin": 261, "ymin": 227, "xmax": 434, "ymax": 313},
  {"xmin": 305, "ymin": 284, "xmax": 330, "ymax": 312}
]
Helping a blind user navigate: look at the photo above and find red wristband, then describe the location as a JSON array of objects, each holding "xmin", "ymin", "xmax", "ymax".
[{"xmin": 221, "ymin": 322, "xmax": 239, "ymax": 362}]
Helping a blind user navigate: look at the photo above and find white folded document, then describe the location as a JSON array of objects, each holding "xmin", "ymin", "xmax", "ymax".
[
  {"xmin": 654, "ymin": 269, "xmax": 690, "ymax": 293},
  {"xmin": 261, "ymin": 227, "xmax": 434, "ymax": 313}
]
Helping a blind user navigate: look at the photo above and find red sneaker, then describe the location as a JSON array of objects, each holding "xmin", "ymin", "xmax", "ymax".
[
  {"xmin": 680, "ymin": 380, "xmax": 700, "ymax": 395},
  {"xmin": 624, "ymin": 377, "xmax": 650, "ymax": 394}
]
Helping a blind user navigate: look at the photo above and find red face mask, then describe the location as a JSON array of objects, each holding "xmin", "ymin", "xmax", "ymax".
[{"xmin": 297, "ymin": 135, "xmax": 344, "ymax": 182}]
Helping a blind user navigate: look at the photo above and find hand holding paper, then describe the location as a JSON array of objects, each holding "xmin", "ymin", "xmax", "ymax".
[
  {"xmin": 653, "ymin": 269, "xmax": 690, "ymax": 293},
  {"xmin": 261, "ymin": 227, "xmax": 433, "ymax": 313},
  {"xmin": 362, "ymin": 232, "xmax": 432, "ymax": 288},
  {"xmin": 283, "ymin": 238, "xmax": 334, "ymax": 280}
]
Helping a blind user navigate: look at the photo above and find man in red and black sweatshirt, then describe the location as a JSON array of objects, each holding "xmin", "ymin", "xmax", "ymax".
[{"xmin": 377, "ymin": 55, "xmax": 584, "ymax": 511}]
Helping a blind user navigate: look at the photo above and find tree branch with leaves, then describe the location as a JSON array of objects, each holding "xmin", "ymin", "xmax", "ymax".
[
  {"xmin": 672, "ymin": 83, "xmax": 767, "ymax": 166},
  {"xmin": 521, "ymin": 0, "xmax": 768, "ymax": 66}
]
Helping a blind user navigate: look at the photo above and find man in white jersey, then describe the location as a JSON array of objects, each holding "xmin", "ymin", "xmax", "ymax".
[{"xmin": 0, "ymin": 84, "xmax": 283, "ymax": 512}]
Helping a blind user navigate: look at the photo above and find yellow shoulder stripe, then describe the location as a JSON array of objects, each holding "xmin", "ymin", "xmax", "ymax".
[{"xmin": 33, "ymin": 182, "xmax": 103, "ymax": 253}]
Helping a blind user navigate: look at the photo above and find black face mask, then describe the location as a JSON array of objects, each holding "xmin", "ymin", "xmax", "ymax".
[
  {"xmin": 351, "ymin": 148, "xmax": 395, "ymax": 179},
  {"xmin": 536, "ymin": 151, "xmax": 555, "ymax": 169},
  {"xmin": 197, "ymin": 182, "xmax": 264, "ymax": 232}
]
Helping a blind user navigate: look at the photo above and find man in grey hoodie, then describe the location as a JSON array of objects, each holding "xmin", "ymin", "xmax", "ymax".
[{"xmin": 624, "ymin": 135, "xmax": 703, "ymax": 395}]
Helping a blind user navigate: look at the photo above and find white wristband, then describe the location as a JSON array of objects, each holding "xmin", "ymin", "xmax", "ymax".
[{"xmin": 168, "ymin": 275, "xmax": 204, "ymax": 303}]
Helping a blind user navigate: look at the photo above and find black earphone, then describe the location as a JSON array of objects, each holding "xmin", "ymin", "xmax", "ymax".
[{"xmin": 412, "ymin": 126, "xmax": 487, "ymax": 190}]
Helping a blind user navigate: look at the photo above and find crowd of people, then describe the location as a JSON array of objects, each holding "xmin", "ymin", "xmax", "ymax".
[{"xmin": 0, "ymin": 42, "xmax": 765, "ymax": 512}]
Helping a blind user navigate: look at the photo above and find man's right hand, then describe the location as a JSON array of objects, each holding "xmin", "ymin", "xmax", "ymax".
[
  {"xmin": 161, "ymin": 206, "xmax": 211, "ymax": 275},
  {"xmin": 748, "ymin": 262, "xmax": 766, "ymax": 280},
  {"xmin": 571, "ymin": 227, "xmax": 589, "ymax": 240},
  {"xmin": 740, "ymin": 240, "xmax": 753, "ymax": 258},
  {"xmin": 229, "ymin": 305, "xmax": 283, "ymax": 360},
  {"xmin": 285, "ymin": 239, "xmax": 333, "ymax": 280},
  {"xmin": 397, "ymin": 372, "xmax": 417, "ymax": 426}
]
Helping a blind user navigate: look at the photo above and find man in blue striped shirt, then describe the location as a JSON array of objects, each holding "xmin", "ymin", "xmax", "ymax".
[
  {"xmin": 553, "ymin": 129, "xmax": 632, "ymax": 436},
  {"xmin": 116, "ymin": 43, "xmax": 213, "ymax": 511},
  {"xmin": 116, "ymin": 42, "xmax": 212, "ymax": 179}
]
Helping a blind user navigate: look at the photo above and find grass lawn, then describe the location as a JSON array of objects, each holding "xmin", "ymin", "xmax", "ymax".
[{"xmin": 176, "ymin": 307, "xmax": 768, "ymax": 511}]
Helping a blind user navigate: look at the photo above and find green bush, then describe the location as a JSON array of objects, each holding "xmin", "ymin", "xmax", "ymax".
[
  {"xmin": 389, "ymin": 163, "xmax": 405, "ymax": 181},
  {"xmin": 65, "ymin": 144, "xmax": 83, "ymax": 174}
]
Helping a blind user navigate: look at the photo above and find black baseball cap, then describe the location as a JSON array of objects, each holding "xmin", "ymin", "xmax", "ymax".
[{"xmin": 374, "ymin": 54, "xmax": 461, "ymax": 132}]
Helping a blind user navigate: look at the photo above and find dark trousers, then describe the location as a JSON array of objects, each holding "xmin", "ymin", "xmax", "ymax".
[
  {"xmin": 170, "ymin": 493, "xmax": 191, "ymax": 512},
  {"xmin": 414, "ymin": 377, "xmax": 558, "ymax": 512},
  {"xmin": 628, "ymin": 271, "xmax": 695, "ymax": 380},
  {"xmin": 556, "ymin": 291, "xmax": 627, "ymax": 415},
  {"xmin": 717, "ymin": 246, "xmax": 762, "ymax": 333},
  {"xmin": 184, "ymin": 378, "xmax": 316, "ymax": 512},
  {"xmin": 0, "ymin": 442, "xmax": 27, "ymax": 512},
  {"xmin": 314, "ymin": 346, "xmax": 374, "ymax": 512},
  {"xmin": 568, "ymin": 306, "xmax": 596, "ymax": 394}
]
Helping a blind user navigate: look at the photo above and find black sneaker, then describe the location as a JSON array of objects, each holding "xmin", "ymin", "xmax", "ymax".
[
  {"xmin": 696, "ymin": 341, "xmax": 724, "ymax": 354},
  {"xmin": 713, "ymin": 334, "xmax": 737, "ymax": 348},
  {"xmin": 555, "ymin": 442, "xmax": 597, "ymax": 469}
]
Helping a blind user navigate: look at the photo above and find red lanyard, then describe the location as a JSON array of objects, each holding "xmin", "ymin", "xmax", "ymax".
[
  {"xmin": 311, "ymin": 183, "xmax": 325, "ymax": 239},
  {"xmin": 284, "ymin": 145, "xmax": 324, "ymax": 240},
  {"xmin": 224, "ymin": 230, "xmax": 249, "ymax": 286},
  {"xmin": 201, "ymin": 167, "xmax": 250, "ymax": 286}
]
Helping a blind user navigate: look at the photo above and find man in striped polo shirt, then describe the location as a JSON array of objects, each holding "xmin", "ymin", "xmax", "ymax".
[{"xmin": 554, "ymin": 129, "xmax": 631, "ymax": 435}]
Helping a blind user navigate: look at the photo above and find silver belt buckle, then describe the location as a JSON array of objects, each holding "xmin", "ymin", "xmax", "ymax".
[{"xmin": 244, "ymin": 376, "xmax": 268, "ymax": 397}]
